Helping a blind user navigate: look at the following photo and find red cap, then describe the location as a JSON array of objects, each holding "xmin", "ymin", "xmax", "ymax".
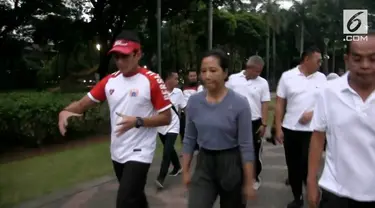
[{"xmin": 108, "ymin": 39, "xmax": 141, "ymax": 55}]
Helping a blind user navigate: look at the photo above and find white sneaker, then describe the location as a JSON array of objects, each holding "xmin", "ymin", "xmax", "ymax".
[
  {"xmin": 253, "ymin": 178, "xmax": 261, "ymax": 190},
  {"xmin": 169, "ymin": 168, "xmax": 182, "ymax": 176}
]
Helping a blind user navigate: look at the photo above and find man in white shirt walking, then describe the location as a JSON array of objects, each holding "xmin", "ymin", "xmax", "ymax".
[
  {"xmin": 307, "ymin": 33, "xmax": 375, "ymax": 207},
  {"xmin": 155, "ymin": 71, "xmax": 186, "ymax": 188},
  {"xmin": 226, "ymin": 55, "xmax": 271, "ymax": 190},
  {"xmin": 275, "ymin": 47, "xmax": 327, "ymax": 208}
]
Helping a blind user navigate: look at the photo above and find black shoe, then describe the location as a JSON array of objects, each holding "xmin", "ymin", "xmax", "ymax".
[
  {"xmin": 169, "ymin": 168, "xmax": 182, "ymax": 176},
  {"xmin": 285, "ymin": 178, "xmax": 290, "ymax": 186},
  {"xmin": 155, "ymin": 179, "xmax": 164, "ymax": 189},
  {"xmin": 287, "ymin": 198, "xmax": 303, "ymax": 208},
  {"xmin": 266, "ymin": 137, "xmax": 276, "ymax": 145}
]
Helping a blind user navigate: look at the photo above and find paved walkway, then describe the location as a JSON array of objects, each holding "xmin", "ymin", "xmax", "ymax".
[{"xmin": 19, "ymin": 142, "xmax": 300, "ymax": 208}]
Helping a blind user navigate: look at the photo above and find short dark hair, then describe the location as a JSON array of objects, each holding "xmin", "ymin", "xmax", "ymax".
[
  {"xmin": 300, "ymin": 46, "xmax": 321, "ymax": 63},
  {"xmin": 202, "ymin": 49, "xmax": 229, "ymax": 72},
  {"xmin": 346, "ymin": 30, "xmax": 375, "ymax": 54},
  {"xmin": 188, "ymin": 70, "xmax": 197, "ymax": 74},
  {"xmin": 162, "ymin": 71, "xmax": 177, "ymax": 81},
  {"xmin": 115, "ymin": 30, "xmax": 140, "ymax": 43},
  {"xmin": 201, "ymin": 49, "xmax": 229, "ymax": 81}
]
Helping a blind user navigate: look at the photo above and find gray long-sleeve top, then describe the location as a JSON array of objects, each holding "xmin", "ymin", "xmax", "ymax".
[{"xmin": 182, "ymin": 89, "xmax": 254, "ymax": 162}]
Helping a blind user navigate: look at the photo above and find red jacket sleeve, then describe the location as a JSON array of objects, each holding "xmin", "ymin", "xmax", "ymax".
[{"xmin": 88, "ymin": 74, "xmax": 112, "ymax": 102}]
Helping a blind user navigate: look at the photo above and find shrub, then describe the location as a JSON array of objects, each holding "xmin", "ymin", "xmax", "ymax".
[{"xmin": 0, "ymin": 92, "xmax": 110, "ymax": 151}]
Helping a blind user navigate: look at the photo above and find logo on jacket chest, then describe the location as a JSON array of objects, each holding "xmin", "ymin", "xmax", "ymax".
[
  {"xmin": 109, "ymin": 89, "xmax": 115, "ymax": 95},
  {"xmin": 129, "ymin": 88, "xmax": 139, "ymax": 97}
]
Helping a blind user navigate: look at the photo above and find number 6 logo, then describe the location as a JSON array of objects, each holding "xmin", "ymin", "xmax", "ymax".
[
  {"xmin": 343, "ymin": 10, "xmax": 368, "ymax": 35},
  {"xmin": 347, "ymin": 11, "xmax": 364, "ymax": 33}
]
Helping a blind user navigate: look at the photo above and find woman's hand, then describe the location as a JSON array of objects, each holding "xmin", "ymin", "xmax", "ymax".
[{"xmin": 243, "ymin": 182, "xmax": 256, "ymax": 201}]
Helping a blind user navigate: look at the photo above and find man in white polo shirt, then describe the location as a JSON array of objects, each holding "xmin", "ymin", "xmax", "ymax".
[
  {"xmin": 275, "ymin": 47, "xmax": 326, "ymax": 208},
  {"xmin": 307, "ymin": 33, "xmax": 375, "ymax": 207},
  {"xmin": 57, "ymin": 30, "xmax": 172, "ymax": 208},
  {"xmin": 155, "ymin": 71, "xmax": 186, "ymax": 189},
  {"xmin": 226, "ymin": 55, "xmax": 270, "ymax": 190}
]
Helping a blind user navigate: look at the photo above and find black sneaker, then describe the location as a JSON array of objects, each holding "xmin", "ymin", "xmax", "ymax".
[
  {"xmin": 169, "ymin": 168, "xmax": 182, "ymax": 176},
  {"xmin": 287, "ymin": 198, "xmax": 303, "ymax": 208},
  {"xmin": 155, "ymin": 179, "xmax": 164, "ymax": 189},
  {"xmin": 266, "ymin": 137, "xmax": 276, "ymax": 145},
  {"xmin": 285, "ymin": 178, "xmax": 290, "ymax": 186}
]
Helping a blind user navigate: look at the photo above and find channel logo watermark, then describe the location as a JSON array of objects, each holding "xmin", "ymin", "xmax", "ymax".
[{"xmin": 343, "ymin": 9, "xmax": 368, "ymax": 42}]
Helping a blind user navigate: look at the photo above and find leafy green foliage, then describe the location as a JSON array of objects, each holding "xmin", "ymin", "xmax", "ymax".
[{"xmin": 0, "ymin": 92, "xmax": 109, "ymax": 150}]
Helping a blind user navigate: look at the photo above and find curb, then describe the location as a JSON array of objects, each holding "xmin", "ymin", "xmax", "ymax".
[{"xmin": 17, "ymin": 175, "xmax": 116, "ymax": 208}]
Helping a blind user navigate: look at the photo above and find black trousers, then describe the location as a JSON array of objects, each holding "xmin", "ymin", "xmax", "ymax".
[
  {"xmin": 320, "ymin": 189, "xmax": 375, "ymax": 208},
  {"xmin": 157, "ymin": 133, "xmax": 181, "ymax": 181},
  {"xmin": 252, "ymin": 119, "xmax": 263, "ymax": 180},
  {"xmin": 283, "ymin": 127, "xmax": 311, "ymax": 200},
  {"xmin": 112, "ymin": 160, "xmax": 151, "ymax": 208},
  {"xmin": 188, "ymin": 147, "xmax": 246, "ymax": 208},
  {"xmin": 180, "ymin": 112, "xmax": 186, "ymax": 143}
]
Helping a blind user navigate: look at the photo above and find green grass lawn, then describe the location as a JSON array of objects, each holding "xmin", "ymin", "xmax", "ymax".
[
  {"xmin": 0, "ymin": 98, "xmax": 274, "ymax": 207},
  {"xmin": 0, "ymin": 140, "xmax": 180, "ymax": 208}
]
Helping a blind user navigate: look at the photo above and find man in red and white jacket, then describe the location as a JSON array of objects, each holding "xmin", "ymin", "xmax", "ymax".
[{"xmin": 58, "ymin": 30, "xmax": 172, "ymax": 208}]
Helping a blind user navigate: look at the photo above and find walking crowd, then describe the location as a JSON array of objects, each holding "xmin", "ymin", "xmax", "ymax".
[{"xmin": 58, "ymin": 29, "xmax": 375, "ymax": 208}]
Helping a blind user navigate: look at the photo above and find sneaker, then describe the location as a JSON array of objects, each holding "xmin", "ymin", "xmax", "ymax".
[
  {"xmin": 155, "ymin": 179, "xmax": 164, "ymax": 189},
  {"xmin": 285, "ymin": 178, "xmax": 290, "ymax": 186},
  {"xmin": 169, "ymin": 168, "xmax": 182, "ymax": 176},
  {"xmin": 253, "ymin": 177, "xmax": 262, "ymax": 190},
  {"xmin": 266, "ymin": 137, "xmax": 276, "ymax": 145},
  {"xmin": 287, "ymin": 197, "xmax": 303, "ymax": 208}
]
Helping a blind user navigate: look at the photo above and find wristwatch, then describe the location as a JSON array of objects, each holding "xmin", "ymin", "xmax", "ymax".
[{"xmin": 135, "ymin": 117, "xmax": 144, "ymax": 128}]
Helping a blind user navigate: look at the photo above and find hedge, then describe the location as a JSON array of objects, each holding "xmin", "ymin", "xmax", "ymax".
[{"xmin": 0, "ymin": 92, "xmax": 110, "ymax": 150}]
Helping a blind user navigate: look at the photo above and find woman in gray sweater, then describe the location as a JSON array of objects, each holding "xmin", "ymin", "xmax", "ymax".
[{"xmin": 182, "ymin": 49, "xmax": 256, "ymax": 208}]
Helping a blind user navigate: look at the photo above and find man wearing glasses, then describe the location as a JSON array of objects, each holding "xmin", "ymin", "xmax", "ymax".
[{"xmin": 226, "ymin": 55, "xmax": 271, "ymax": 190}]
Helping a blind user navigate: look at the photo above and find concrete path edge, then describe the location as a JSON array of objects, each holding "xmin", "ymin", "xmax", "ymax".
[{"xmin": 17, "ymin": 175, "xmax": 116, "ymax": 208}]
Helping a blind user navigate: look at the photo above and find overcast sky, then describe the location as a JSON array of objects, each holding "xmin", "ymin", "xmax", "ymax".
[{"xmin": 241, "ymin": 0, "xmax": 297, "ymax": 10}]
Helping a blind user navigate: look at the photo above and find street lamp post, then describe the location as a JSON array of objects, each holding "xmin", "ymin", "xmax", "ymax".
[
  {"xmin": 323, "ymin": 38, "xmax": 330, "ymax": 74},
  {"xmin": 208, "ymin": 0, "xmax": 213, "ymax": 50},
  {"xmin": 157, "ymin": 0, "xmax": 162, "ymax": 75},
  {"xmin": 95, "ymin": 44, "xmax": 101, "ymax": 82}
]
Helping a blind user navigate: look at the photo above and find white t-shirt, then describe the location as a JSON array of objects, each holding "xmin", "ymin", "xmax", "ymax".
[
  {"xmin": 276, "ymin": 66, "xmax": 327, "ymax": 131},
  {"xmin": 157, "ymin": 88, "xmax": 187, "ymax": 135},
  {"xmin": 226, "ymin": 71, "xmax": 271, "ymax": 120},
  {"xmin": 88, "ymin": 68, "xmax": 171, "ymax": 164},
  {"xmin": 183, "ymin": 86, "xmax": 198, "ymax": 102},
  {"xmin": 311, "ymin": 73, "xmax": 375, "ymax": 201}
]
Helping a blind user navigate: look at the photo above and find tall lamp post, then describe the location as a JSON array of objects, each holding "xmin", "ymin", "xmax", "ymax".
[
  {"xmin": 157, "ymin": 0, "xmax": 162, "ymax": 75},
  {"xmin": 95, "ymin": 44, "xmax": 101, "ymax": 82},
  {"xmin": 323, "ymin": 37, "xmax": 330, "ymax": 74},
  {"xmin": 208, "ymin": 0, "xmax": 213, "ymax": 50}
]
